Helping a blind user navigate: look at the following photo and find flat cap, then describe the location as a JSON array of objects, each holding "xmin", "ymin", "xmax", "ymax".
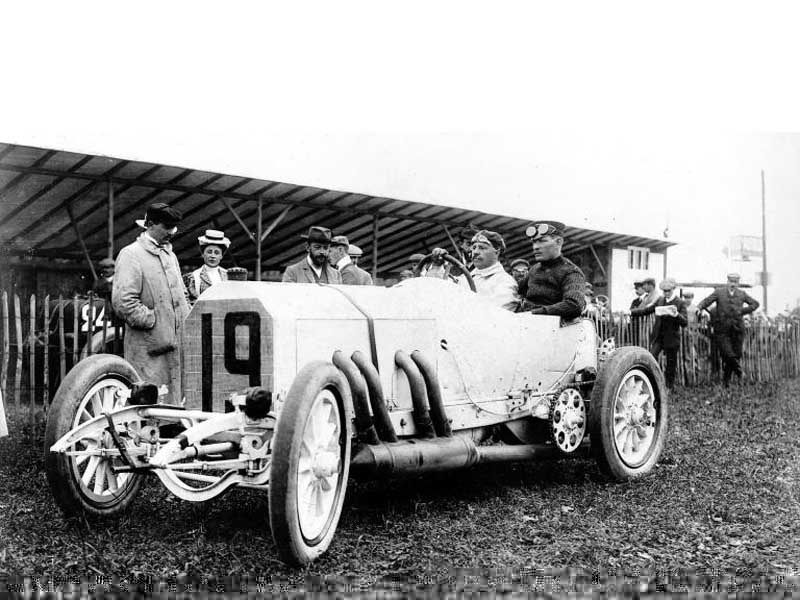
[
  {"xmin": 525, "ymin": 220, "xmax": 566, "ymax": 240},
  {"xmin": 348, "ymin": 244, "xmax": 363, "ymax": 257},
  {"xmin": 727, "ymin": 272, "xmax": 741, "ymax": 282},
  {"xmin": 509, "ymin": 258, "xmax": 530, "ymax": 270},
  {"xmin": 98, "ymin": 258, "xmax": 115, "ymax": 267},
  {"xmin": 643, "ymin": 277, "xmax": 656, "ymax": 286},
  {"xmin": 659, "ymin": 277, "xmax": 677, "ymax": 291},
  {"xmin": 457, "ymin": 225, "xmax": 480, "ymax": 241},
  {"xmin": 330, "ymin": 235, "xmax": 349, "ymax": 247},
  {"xmin": 409, "ymin": 253, "xmax": 426, "ymax": 262}
]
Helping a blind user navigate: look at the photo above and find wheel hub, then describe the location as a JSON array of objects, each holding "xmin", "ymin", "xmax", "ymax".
[
  {"xmin": 311, "ymin": 450, "xmax": 339, "ymax": 478},
  {"xmin": 550, "ymin": 388, "xmax": 586, "ymax": 453},
  {"xmin": 613, "ymin": 370, "xmax": 658, "ymax": 467}
]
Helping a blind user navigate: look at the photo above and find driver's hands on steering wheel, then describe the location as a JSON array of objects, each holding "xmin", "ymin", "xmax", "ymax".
[{"xmin": 430, "ymin": 247, "xmax": 448, "ymax": 265}]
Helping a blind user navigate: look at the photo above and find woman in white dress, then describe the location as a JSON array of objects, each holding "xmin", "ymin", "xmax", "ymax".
[{"xmin": 185, "ymin": 229, "xmax": 231, "ymax": 303}]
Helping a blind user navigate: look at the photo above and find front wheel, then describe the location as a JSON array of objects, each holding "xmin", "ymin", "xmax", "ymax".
[
  {"xmin": 43, "ymin": 354, "xmax": 144, "ymax": 518},
  {"xmin": 269, "ymin": 361, "xmax": 353, "ymax": 566},
  {"xmin": 588, "ymin": 346, "xmax": 668, "ymax": 480}
]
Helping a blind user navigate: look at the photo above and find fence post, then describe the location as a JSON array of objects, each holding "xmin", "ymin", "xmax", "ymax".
[
  {"xmin": 1, "ymin": 291, "xmax": 8, "ymax": 401},
  {"xmin": 72, "ymin": 295, "xmax": 79, "ymax": 365},
  {"xmin": 29, "ymin": 294, "xmax": 36, "ymax": 430},
  {"xmin": 58, "ymin": 296, "xmax": 66, "ymax": 382},
  {"xmin": 87, "ymin": 293, "xmax": 95, "ymax": 357},
  {"xmin": 43, "ymin": 294, "xmax": 50, "ymax": 412},
  {"xmin": 14, "ymin": 293, "xmax": 22, "ymax": 411}
]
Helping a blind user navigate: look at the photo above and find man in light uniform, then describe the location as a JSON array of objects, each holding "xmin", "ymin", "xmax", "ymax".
[{"xmin": 467, "ymin": 229, "xmax": 518, "ymax": 311}]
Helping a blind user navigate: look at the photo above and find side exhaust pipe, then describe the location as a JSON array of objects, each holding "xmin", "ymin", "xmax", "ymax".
[
  {"xmin": 410, "ymin": 350, "xmax": 451, "ymax": 437},
  {"xmin": 350, "ymin": 436, "xmax": 587, "ymax": 479},
  {"xmin": 394, "ymin": 350, "xmax": 436, "ymax": 439},
  {"xmin": 333, "ymin": 351, "xmax": 380, "ymax": 445},
  {"xmin": 351, "ymin": 350, "xmax": 398, "ymax": 443}
]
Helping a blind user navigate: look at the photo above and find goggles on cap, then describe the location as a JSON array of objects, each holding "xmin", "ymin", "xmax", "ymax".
[
  {"xmin": 525, "ymin": 223, "xmax": 561, "ymax": 238},
  {"xmin": 470, "ymin": 232, "xmax": 493, "ymax": 247}
]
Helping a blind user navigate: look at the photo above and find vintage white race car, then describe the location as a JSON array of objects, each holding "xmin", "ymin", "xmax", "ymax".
[{"xmin": 45, "ymin": 266, "xmax": 668, "ymax": 566}]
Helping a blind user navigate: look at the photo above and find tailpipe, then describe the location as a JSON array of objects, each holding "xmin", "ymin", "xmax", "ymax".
[{"xmin": 394, "ymin": 350, "xmax": 436, "ymax": 439}]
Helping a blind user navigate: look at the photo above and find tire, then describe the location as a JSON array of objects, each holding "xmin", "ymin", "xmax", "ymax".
[
  {"xmin": 588, "ymin": 346, "xmax": 668, "ymax": 481},
  {"xmin": 269, "ymin": 361, "xmax": 353, "ymax": 566},
  {"xmin": 43, "ymin": 354, "xmax": 144, "ymax": 519}
]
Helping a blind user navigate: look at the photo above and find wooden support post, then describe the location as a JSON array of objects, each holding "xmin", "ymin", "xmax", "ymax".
[
  {"xmin": 107, "ymin": 179, "xmax": 115, "ymax": 259},
  {"xmin": 219, "ymin": 197, "xmax": 256, "ymax": 244},
  {"xmin": 256, "ymin": 195, "xmax": 263, "ymax": 281},
  {"xmin": 261, "ymin": 205, "xmax": 292, "ymax": 242},
  {"xmin": 66, "ymin": 202, "xmax": 97, "ymax": 281},
  {"xmin": 372, "ymin": 215, "xmax": 379, "ymax": 280},
  {"xmin": 588, "ymin": 244, "xmax": 607, "ymax": 278}
]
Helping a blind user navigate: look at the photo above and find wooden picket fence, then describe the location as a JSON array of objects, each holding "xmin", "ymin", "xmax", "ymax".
[
  {"xmin": 0, "ymin": 290, "xmax": 123, "ymax": 431},
  {"xmin": 1, "ymin": 291, "xmax": 799, "ymax": 429}
]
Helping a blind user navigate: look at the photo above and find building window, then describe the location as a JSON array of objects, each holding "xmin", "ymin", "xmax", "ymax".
[{"xmin": 627, "ymin": 246, "xmax": 649, "ymax": 270}]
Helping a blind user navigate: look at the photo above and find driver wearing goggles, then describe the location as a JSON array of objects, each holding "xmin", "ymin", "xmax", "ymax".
[
  {"xmin": 517, "ymin": 221, "xmax": 586, "ymax": 319},
  {"xmin": 468, "ymin": 230, "xmax": 519, "ymax": 311}
]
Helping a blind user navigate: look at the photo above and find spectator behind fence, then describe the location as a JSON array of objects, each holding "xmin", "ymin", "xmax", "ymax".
[
  {"xmin": 185, "ymin": 229, "xmax": 231, "ymax": 303},
  {"xmin": 92, "ymin": 258, "xmax": 115, "ymax": 302},
  {"xmin": 683, "ymin": 291, "xmax": 698, "ymax": 326},
  {"xmin": 282, "ymin": 226, "xmax": 343, "ymax": 284},
  {"xmin": 516, "ymin": 221, "xmax": 586, "ymax": 319},
  {"xmin": 639, "ymin": 278, "xmax": 659, "ymax": 309},
  {"xmin": 630, "ymin": 277, "xmax": 687, "ymax": 389},
  {"xmin": 697, "ymin": 273, "xmax": 760, "ymax": 386},
  {"xmin": 112, "ymin": 203, "xmax": 189, "ymax": 405},
  {"xmin": 509, "ymin": 258, "xmax": 530, "ymax": 287},
  {"xmin": 630, "ymin": 280, "xmax": 645, "ymax": 309},
  {"xmin": 329, "ymin": 235, "xmax": 373, "ymax": 285}
]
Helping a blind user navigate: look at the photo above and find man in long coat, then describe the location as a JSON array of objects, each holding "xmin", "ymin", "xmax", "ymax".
[
  {"xmin": 697, "ymin": 273, "xmax": 760, "ymax": 386},
  {"xmin": 329, "ymin": 235, "xmax": 373, "ymax": 285},
  {"xmin": 631, "ymin": 277, "xmax": 688, "ymax": 389},
  {"xmin": 281, "ymin": 226, "xmax": 343, "ymax": 284},
  {"xmin": 112, "ymin": 203, "xmax": 190, "ymax": 404}
]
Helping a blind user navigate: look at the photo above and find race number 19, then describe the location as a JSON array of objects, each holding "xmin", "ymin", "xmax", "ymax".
[{"xmin": 201, "ymin": 311, "xmax": 261, "ymax": 412}]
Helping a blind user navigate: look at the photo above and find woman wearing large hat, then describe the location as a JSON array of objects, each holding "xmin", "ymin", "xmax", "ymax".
[{"xmin": 184, "ymin": 229, "xmax": 231, "ymax": 302}]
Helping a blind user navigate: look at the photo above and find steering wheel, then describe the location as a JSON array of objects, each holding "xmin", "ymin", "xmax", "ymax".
[{"xmin": 413, "ymin": 252, "xmax": 477, "ymax": 293}]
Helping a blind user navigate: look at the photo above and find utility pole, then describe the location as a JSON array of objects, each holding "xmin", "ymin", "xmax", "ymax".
[{"xmin": 761, "ymin": 169, "xmax": 768, "ymax": 314}]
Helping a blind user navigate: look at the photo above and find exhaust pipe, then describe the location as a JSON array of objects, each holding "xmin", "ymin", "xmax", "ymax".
[
  {"xmin": 410, "ymin": 350, "xmax": 452, "ymax": 437},
  {"xmin": 350, "ymin": 436, "xmax": 583, "ymax": 479},
  {"xmin": 333, "ymin": 351, "xmax": 380, "ymax": 445},
  {"xmin": 394, "ymin": 350, "xmax": 436, "ymax": 439},
  {"xmin": 351, "ymin": 351, "xmax": 398, "ymax": 443}
]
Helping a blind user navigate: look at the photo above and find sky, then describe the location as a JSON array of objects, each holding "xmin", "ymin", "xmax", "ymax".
[{"xmin": 1, "ymin": 2, "xmax": 800, "ymax": 311}]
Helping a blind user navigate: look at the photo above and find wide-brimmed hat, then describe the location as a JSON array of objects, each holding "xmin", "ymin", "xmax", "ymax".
[
  {"xmin": 330, "ymin": 235, "xmax": 349, "ymax": 248},
  {"xmin": 135, "ymin": 203, "xmax": 182, "ymax": 228},
  {"xmin": 198, "ymin": 229, "xmax": 231, "ymax": 248},
  {"xmin": 409, "ymin": 253, "xmax": 426, "ymax": 262},
  {"xmin": 300, "ymin": 226, "xmax": 332, "ymax": 244},
  {"xmin": 98, "ymin": 257, "xmax": 115, "ymax": 267},
  {"xmin": 348, "ymin": 244, "xmax": 363, "ymax": 257},
  {"xmin": 525, "ymin": 220, "xmax": 566, "ymax": 240}
]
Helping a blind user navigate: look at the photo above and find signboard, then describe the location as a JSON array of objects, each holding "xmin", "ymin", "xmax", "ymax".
[{"xmin": 728, "ymin": 235, "xmax": 763, "ymax": 262}]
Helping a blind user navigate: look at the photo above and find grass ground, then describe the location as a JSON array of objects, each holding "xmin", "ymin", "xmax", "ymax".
[{"xmin": 1, "ymin": 380, "xmax": 799, "ymax": 593}]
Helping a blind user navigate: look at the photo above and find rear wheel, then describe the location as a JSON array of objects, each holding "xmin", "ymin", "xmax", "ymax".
[
  {"xmin": 44, "ymin": 354, "xmax": 144, "ymax": 518},
  {"xmin": 589, "ymin": 346, "xmax": 668, "ymax": 480},
  {"xmin": 269, "ymin": 362, "xmax": 352, "ymax": 566}
]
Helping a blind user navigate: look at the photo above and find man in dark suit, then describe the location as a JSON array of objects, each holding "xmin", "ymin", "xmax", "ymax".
[
  {"xmin": 329, "ymin": 235, "xmax": 373, "ymax": 285},
  {"xmin": 631, "ymin": 277, "xmax": 688, "ymax": 389},
  {"xmin": 696, "ymin": 273, "xmax": 760, "ymax": 386},
  {"xmin": 281, "ymin": 226, "xmax": 343, "ymax": 284}
]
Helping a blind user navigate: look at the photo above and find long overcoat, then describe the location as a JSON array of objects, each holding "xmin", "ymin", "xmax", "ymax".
[
  {"xmin": 631, "ymin": 294, "xmax": 688, "ymax": 349},
  {"xmin": 112, "ymin": 234, "xmax": 190, "ymax": 404}
]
